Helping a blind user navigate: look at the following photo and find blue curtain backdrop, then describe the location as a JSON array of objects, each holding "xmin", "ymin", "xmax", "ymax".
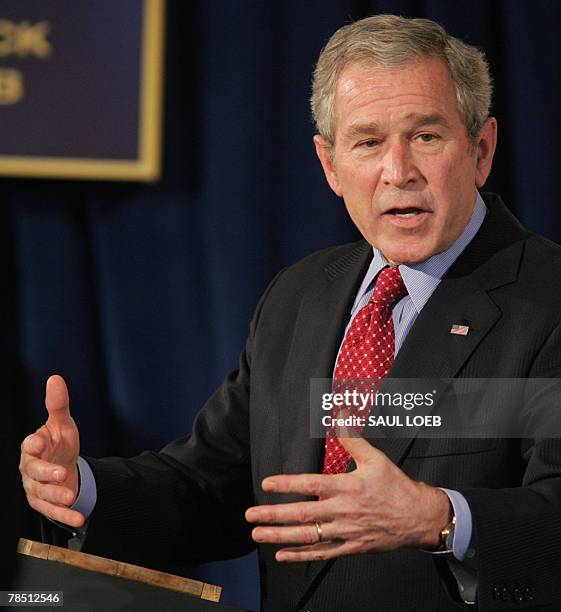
[{"xmin": 5, "ymin": 1, "xmax": 561, "ymax": 609}]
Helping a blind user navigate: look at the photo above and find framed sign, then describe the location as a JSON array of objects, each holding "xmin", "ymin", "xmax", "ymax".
[{"xmin": 0, "ymin": 0, "xmax": 165, "ymax": 182}]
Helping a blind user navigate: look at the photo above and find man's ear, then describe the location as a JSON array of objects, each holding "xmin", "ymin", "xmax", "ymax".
[
  {"xmin": 475, "ymin": 117, "xmax": 498, "ymax": 188},
  {"xmin": 314, "ymin": 135, "xmax": 343, "ymax": 197}
]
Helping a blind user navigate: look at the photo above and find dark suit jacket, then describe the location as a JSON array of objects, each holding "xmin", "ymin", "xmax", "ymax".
[{"xmin": 80, "ymin": 194, "xmax": 561, "ymax": 611}]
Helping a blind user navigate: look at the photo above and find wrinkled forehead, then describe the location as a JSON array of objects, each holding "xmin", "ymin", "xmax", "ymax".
[
  {"xmin": 332, "ymin": 57, "xmax": 462, "ymax": 135},
  {"xmin": 334, "ymin": 57, "xmax": 457, "ymax": 106}
]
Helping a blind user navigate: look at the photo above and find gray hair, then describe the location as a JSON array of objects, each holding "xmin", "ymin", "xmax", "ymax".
[{"xmin": 311, "ymin": 15, "xmax": 492, "ymax": 147}]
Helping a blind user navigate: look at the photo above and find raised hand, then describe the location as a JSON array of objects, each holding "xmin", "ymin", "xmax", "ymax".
[
  {"xmin": 19, "ymin": 375, "xmax": 84, "ymax": 528},
  {"xmin": 245, "ymin": 436, "xmax": 451, "ymax": 562}
]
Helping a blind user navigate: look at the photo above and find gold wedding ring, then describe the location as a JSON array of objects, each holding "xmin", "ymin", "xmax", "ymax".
[{"xmin": 315, "ymin": 521, "xmax": 323, "ymax": 543}]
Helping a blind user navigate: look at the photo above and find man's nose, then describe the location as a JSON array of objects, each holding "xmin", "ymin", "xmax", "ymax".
[{"xmin": 380, "ymin": 142, "xmax": 420, "ymax": 188}]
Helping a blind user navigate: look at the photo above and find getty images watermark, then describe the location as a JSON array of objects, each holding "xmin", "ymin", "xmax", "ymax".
[
  {"xmin": 309, "ymin": 378, "xmax": 561, "ymax": 439},
  {"xmin": 321, "ymin": 387, "xmax": 440, "ymax": 429}
]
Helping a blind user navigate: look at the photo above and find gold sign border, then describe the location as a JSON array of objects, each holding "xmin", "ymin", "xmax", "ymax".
[{"xmin": 0, "ymin": 0, "xmax": 165, "ymax": 182}]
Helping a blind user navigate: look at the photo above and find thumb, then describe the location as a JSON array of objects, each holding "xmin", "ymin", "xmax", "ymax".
[
  {"xmin": 45, "ymin": 374, "xmax": 72, "ymax": 423},
  {"xmin": 338, "ymin": 435, "xmax": 385, "ymax": 467}
]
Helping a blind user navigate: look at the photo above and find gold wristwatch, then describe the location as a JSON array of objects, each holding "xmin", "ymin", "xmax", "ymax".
[{"xmin": 437, "ymin": 513, "xmax": 456, "ymax": 551}]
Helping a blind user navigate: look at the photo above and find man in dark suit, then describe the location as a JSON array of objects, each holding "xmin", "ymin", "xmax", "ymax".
[{"xmin": 19, "ymin": 15, "xmax": 561, "ymax": 611}]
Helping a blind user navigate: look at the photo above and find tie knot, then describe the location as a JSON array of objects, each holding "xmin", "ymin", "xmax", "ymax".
[{"xmin": 372, "ymin": 266, "xmax": 407, "ymax": 307}]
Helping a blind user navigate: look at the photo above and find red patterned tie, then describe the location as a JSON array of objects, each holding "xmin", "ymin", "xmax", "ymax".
[{"xmin": 322, "ymin": 266, "xmax": 408, "ymax": 474}]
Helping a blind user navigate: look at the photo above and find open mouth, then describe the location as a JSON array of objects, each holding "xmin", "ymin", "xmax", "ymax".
[
  {"xmin": 383, "ymin": 207, "xmax": 430, "ymax": 228},
  {"xmin": 386, "ymin": 207, "xmax": 425, "ymax": 217}
]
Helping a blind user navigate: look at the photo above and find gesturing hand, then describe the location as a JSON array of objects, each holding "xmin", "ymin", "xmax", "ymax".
[
  {"xmin": 245, "ymin": 436, "xmax": 451, "ymax": 562},
  {"xmin": 19, "ymin": 375, "xmax": 84, "ymax": 528}
]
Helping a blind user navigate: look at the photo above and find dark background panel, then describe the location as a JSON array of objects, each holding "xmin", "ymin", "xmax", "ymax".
[
  {"xmin": 4, "ymin": 2, "xmax": 561, "ymax": 609},
  {"xmin": 0, "ymin": 0, "xmax": 141, "ymax": 158}
]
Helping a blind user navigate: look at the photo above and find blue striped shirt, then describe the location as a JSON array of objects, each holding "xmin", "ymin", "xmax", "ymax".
[{"xmin": 345, "ymin": 192, "xmax": 486, "ymax": 355}]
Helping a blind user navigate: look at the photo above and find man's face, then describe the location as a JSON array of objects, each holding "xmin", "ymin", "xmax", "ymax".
[{"xmin": 314, "ymin": 58, "xmax": 497, "ymax": 264}]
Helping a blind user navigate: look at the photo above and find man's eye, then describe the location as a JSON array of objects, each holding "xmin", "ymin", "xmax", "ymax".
[
  {"xmin": 417, "ymin": 133, "xmax": 437, "ymax": 143},
  {"xmin": 362, "ymin": 139, "xmax": 380, "ymax": 148}
]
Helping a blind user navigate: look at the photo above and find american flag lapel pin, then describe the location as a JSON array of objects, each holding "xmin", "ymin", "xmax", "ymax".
[{"xmin": 450, "ymin": 323, "xmax": 470, "ymax": 336}]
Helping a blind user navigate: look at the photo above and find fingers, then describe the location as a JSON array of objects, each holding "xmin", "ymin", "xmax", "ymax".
[
  {"xmin": 22, "ymin": 477, "xmax": 76, "ymax": 507},
  {"xmin": 21, "ymin": 454, "xmax": 67, "ymax": 483},
  {"xmin": 21, "ymin": 432, "xmax": 47, "ymax": 458},
  {"xmin": 20, "ymin": 447, "xmax": 81, "ymax": 527},
  {"xmin": 25, "ymin": 494, "xmax": 85, "ymax": 529},
  {"xmin": 45, "ymin": 374, "xmax": 71, "ymax": 423},
  {"xmin": 260, "ymin": 472, "xmax": 353, "ymax": 498},
  {"xmin": 252, "ymin": 522, "xmax": 335, "ymax": 546},
  {"xmin": 276, "ymin": 540, "xmax": 358, "ymax": 563},
  {"xmin": 246, "ymin": 500, "xmax": 334, "ymax": 525}
]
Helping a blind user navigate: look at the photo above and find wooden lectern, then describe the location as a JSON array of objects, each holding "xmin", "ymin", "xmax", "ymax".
[{"xmin": 13, "ymin": 539, "xmax": 251, "ymax": 611}]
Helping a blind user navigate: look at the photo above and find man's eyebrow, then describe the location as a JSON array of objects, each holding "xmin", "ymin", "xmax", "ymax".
[
  {"xmin": 404, "ymin": 113, "xmax": 451, "ymax": 129},
  {"xmin": 346, "ymin": 122, "xmax": 382, "ymax": 138},
  {"xmin": 345, "ymin": 113, "xmax": 451, "ymax": 138}
]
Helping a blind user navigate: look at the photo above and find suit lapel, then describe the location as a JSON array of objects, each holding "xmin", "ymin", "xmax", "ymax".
[
  {"xmin": 371, "ymin": 275, "xmax": 502, "ymax": 464},
  {"xmin": 369, "ymin": 195, "xmax": 526, "ymax": 465}
]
